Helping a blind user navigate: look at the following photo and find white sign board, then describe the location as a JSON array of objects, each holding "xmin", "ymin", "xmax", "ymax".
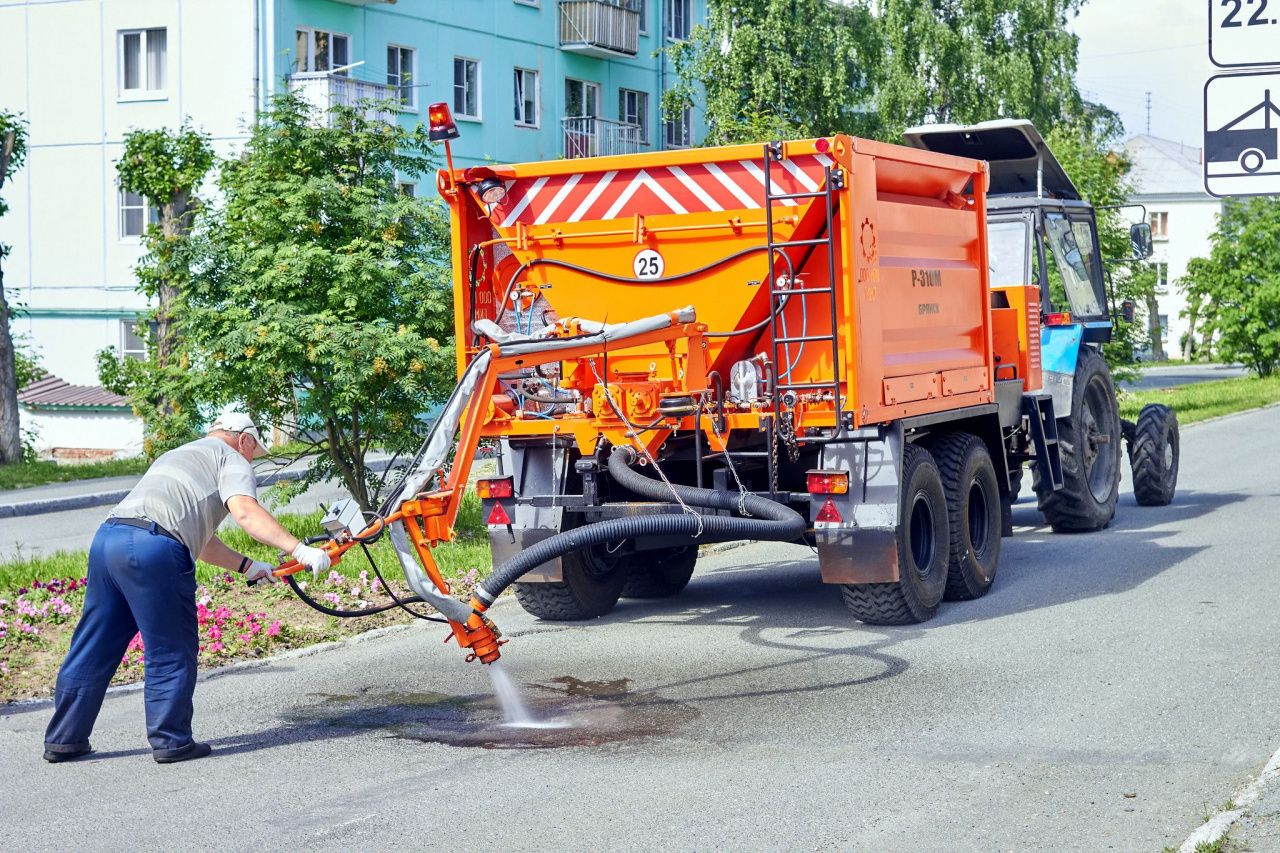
[
  {"xmin": 1203, "ymin": 70, "xmax": 1280, "ymax": 197},
  {"xmin": 1210, "ymin": 0, "xmax": 1280, "ymax": 67}
]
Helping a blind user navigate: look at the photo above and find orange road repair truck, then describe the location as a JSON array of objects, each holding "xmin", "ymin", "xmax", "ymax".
[{"xmin": 275, "ymin": 114, "xmax": 1179, "ymax": 667}]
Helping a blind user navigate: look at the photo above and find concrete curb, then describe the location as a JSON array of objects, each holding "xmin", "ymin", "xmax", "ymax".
[{"xmin": 0, "ymin": 458, "xmax": 394, "ymax": 519}]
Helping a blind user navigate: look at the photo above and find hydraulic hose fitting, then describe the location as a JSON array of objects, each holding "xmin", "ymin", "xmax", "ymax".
[{"xmin": 450, "ymin": 598, "xmax": 503, "ymax": 664}]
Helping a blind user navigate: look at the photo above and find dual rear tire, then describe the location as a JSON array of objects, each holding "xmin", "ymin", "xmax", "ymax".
[{"xmin": 842, "ymin": 435, "xmax": 1001, "ymax": 625}]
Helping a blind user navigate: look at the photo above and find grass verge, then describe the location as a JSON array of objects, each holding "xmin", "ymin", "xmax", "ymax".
[
  {"xmin": 1119, "ymin": 374, "xmax": 1280, "ymax": 425},
  {"xmin": 0, "ymin": 457, "xmax": 149, "ymax": 491},
  {"xmin": 0, "ymin": 496, "xmax": 494, "ymax": 702}
]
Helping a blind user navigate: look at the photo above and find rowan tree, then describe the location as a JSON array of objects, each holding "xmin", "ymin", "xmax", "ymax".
[{"xmin": 0, "ymin": 111, "xmax": 29, "ymax": 464}]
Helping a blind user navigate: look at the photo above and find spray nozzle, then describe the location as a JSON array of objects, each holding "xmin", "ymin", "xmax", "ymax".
[{"xmin": 445, "ymin": 599, "xmax": 504, "ymax": 664}]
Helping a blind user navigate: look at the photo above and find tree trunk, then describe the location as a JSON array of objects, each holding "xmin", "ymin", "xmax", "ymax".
[
  {"xmin": 1144, "ymin": 291, "xmax": 1165, "ymax": 362},
  {"xmin": 0, "ymin": 261, "xmax": 21, "ymax": 463},
  {"xmin": 1182, "ymin": 299, "xmax": 1198, "ymax": 362}
]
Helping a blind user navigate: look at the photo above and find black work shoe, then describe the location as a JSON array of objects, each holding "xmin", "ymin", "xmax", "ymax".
[
  {"xmin": 43, "ymin": 745, "xmax": 94, "ymax": 763},
  {"xmin": 153, "ymin": 741, "xmax": 212, "ymax": 764}
]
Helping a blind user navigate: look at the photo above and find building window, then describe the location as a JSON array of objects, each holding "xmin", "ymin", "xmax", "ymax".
[
  {"xmin": 120, "ymin": 319, "xmax": 157, "ymax": 360},
  {"xmin": 663, "ymin": 105, "xmax": 692, "ymax": 148},
  {"xmin": 636, "ymin": 0, "xmax": 648, "ymax": 34},
  {"xmin": 514, "ymin": 68, "xmax": 540, "ymax": 128},
  {"xmin": 119, "ymin": 189, "xmax": 159, "ymax": 239},
  {"xmin": 398, "ymin": 182, "xmax": 416, "ymax": 197},
  {"xmin": 454, "ymin": 57, "xmax": 481, "ymax": 119},
  {"xmin": 387, "ymin": 45, "xmax": 417, "ymax": 109},
  {"xmin": 565, "ymin": 78, "xmax": 600, "ymax": 119},
  {"xmin": 619, "ymin": 88, "xmax": 648, "ymax": 143},
  {"xmin": 1149, "ymin": 211, "xmax": 1169, "ymax": 240},
  {"xmin": 118, "ymin": 28, "xmax": 167, "ymax": 95},
  {"xmin": 296, "ymin": 28, "xmax": 350, "ymax": 75},
  {"xmin": 665, "ymin": 0, "xmax": 691, "ymax": 40},
  {"xmin": 1158, "ymin": 313, "xmax": 1169, "ymax": 342},
  {"xmin": 1153, "ymin": 262, "xmax": 1168, "ymax": 294}
]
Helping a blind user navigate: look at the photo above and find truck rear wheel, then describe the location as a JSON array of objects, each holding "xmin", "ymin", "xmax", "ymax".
[
  {"xmin": 513, "ymin": 541, "xmax": 627, "ymax": 621},
  {"xmin": 1035, "ymin": 347, "xmax": 1122, "ymax": 532},
  {"xmin": 841, "ymin": 443, "xmax": 949, "ymax": 625},
  {"xmin": 1129, "ymin": 403, "xmax": 1179, "ymax": 506},
  {"xmin": 620, "ymin": 546, "xmax": 698, "ymax": 598},
  {"xmin": 930, "ymin": 432, "xmax": 1001, "ymax": 601}
]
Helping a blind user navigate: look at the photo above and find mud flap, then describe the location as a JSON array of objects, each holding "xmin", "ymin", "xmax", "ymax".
[
  {"xmin": 485, "ymin": 440, "xmax": 569, "ymax": 582},
  {"xmin": 812, "ymin": 425, "xmax": 904, "ymax": 584}
]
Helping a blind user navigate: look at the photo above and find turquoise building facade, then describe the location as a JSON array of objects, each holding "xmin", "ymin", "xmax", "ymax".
[{"xmin": 265, "ymin": 0, "xmax": 707, "ymax": 183}]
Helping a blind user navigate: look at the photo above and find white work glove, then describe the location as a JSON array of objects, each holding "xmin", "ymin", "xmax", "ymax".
[
  {"xmin": 245, "ymin": 560, "xmax": 278, "ymax": 586},
  {"xmin": 292, "ymin": 543, "xmax": 332, "ymax": 580}
]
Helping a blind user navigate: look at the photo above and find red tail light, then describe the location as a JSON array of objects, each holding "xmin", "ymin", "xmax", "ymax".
[
  {"xmin": 428, "ymin": 102, "xmax": 460, "ymax": 142},
  {"xmin": 815, "ymin": 498, "xmax": 843, "ymax": 523},
  {"xmin": 476, "ymin": 477, "xmax": 514, "ymax": 499},
  {"xmin": 806, "ymin": 470, "xmax": 849, "ymax": 495},
  {"xmin": 1044, "ymin": 312, "xmax": 1073, "ymax": 326},
  {"xmin": 814, "ymin": 137, "xmax": 831, "ymax": 154},
  {"xmin": 486, "ymin": 502, "xmax": 512, "ymax": 526}
]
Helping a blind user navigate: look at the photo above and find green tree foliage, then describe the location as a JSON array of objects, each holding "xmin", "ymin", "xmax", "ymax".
[
  {"xmin": 664, "ymin": 0, "xmax": 884, "ymax": 144},
  {"xmin": 178, "ymin": 94, "xmax": 454, "ymax": 511},
  {"xmin": 1183, "ymin": 197, "xmax": 1280, "ymax": 377},
  {"xmin": 101, "ymin": 123, "xmax": 216, "ymax": 456},
  {"xmin": 0, "ymin": 110, "xmax": 30, "ymax": 464},
  {"xmin": 875, "ymin": 0, "xmax": 1086, "ymax": 137}
]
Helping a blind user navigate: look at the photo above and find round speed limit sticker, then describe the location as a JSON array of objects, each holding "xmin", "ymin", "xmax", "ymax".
[{"xmin": 633, "ymin": 248, "xmax": 665, "ymax": 280}]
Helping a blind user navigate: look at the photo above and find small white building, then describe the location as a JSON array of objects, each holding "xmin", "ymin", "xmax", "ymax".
[
  {"xmin": 0, "ymin": 0, "xmax": 259, "ymax": 456},
  {"xmin": 1123, "ymin": 135, "xmax": 1225, "ymax": 360}
]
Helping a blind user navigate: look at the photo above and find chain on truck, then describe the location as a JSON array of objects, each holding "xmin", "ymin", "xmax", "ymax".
[{"xmin": 269, "ymin": 108, "xmax": 1181, "ymax": 667}]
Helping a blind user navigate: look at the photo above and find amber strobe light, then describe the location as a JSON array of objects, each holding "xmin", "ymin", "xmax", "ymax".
[
  {"xmin": 476, "ymin": 477, "xmax": 515, "ymax": 500},
  {"xmin": 806, "ymin": 470, "xmax": 850, "ymax": 495},
  {"xmin": 427, "ymin": 102, "xmax": 460, "ymax": 141}
]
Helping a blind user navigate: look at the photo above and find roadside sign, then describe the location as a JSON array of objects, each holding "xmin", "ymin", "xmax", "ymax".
[
  {"xmin": 1209, "ymin": 0, "xmax": 1280, "ymax": 67},
  {"xmin": 1203, "ymin": 70, "xmax": 1280, "ymax": 196}
]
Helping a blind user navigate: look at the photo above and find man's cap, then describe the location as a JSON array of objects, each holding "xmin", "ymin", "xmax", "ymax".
[{"xmin": 208, "ymin": 412, "xmax": 269, "ymax": 458}]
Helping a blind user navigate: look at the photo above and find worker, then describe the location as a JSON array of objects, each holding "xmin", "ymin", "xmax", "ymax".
[{"xmin": 42, "ymin": 413, "xmax": 333, "ymax": 764}]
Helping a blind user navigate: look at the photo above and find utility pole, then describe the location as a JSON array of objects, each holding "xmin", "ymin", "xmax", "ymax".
[{"xmin": 1145, "ymin": 91, "xmax": 1152, "ymax": 135}]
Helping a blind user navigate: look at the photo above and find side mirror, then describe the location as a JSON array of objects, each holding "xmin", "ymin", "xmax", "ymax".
[
  {"xmin": 1130, "ymin": 222, "xmax": 1153, "ymax": 260},
  {"xmin": 1120, "ymin": 299, "xmax": 1136, "ymax": 324}
]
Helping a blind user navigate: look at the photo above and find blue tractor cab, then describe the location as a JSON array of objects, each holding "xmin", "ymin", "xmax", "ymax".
[{"xmin": 903, "ymin": 120, "xmax": 1176, "ymax": 531}]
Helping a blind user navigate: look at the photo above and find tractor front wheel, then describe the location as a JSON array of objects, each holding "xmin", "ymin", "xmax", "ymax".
[
  {"xmin": 1129, "ymin": 403, "xmax": 1179, "ymax": 506},
  {"xmin": 1035, "ymin": 347, "xmax": 1122, "ymax": 532}
]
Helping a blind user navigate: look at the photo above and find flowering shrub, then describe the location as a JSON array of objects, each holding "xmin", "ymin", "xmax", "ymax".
[{"xmin": 0, "ymin": 577, "xmax": 84, "ymax": 644}]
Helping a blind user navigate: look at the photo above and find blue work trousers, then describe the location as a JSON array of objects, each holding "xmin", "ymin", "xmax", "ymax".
[{"xmin": 44, "ymin": 520, "xmax": 199, "ymax": 754}]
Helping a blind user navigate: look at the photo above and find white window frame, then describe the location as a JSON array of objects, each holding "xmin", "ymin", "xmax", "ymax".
[
  {"xmin": 117, "ymin": 27, "xmax": 168, "ymax": 99},
  {"xmin": 665, "ymin": 0, "xmax": 691, "ymax": 41},
  {"xmin": 453, "ymin": 57, "xmax": 482, "ymax": 121},
  {"xmin": 1149, "ymin": 210, "xmax": 1169, "ymax": 241},
  {"xmin": 387, "ymin": 44, "xmax": 417, "ymax": 111},
  {"xmin": 565, "ymin": 77, "xmax": 601, "ymax": 119},
  {"xmin": 120, "ymin": 318, "xmax": 157, "ymax": 361},
  {"xmin": 118, "ymin": 188, "xmax": 159, "ymax": 241},
  {"xmin": 295, "ymin": 27, "xmax": 352, "ymax": 75},
  {"xmin": 514, "ymin": 0, "xmax": 541, "ymax": 6},
  {"xmin": 663, "ymin": 105, "xmax": 692, "ymax": 149},
  {"xmin": 398, "ymin": 182, "xmax": 417, "ymax": 197},
  {"xmin": 513, "ymin": 67, "xmax": 540, "ymax": 128},
  {"xmin": 619, "ymin": 88, "xmax": 649, "ymax": 143}
]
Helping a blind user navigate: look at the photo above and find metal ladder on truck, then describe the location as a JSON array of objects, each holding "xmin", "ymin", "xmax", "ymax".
[{"xmin": 763, "ymin": 141, "xmax": 845, "ymax": 440}]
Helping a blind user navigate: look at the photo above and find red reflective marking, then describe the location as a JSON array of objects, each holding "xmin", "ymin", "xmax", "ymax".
[
  {"xmin": 486, "ymin": 502, "xmax": 512, "ymax": 526},
  {"xmin": 815, "ymin": 498, "xmax": 842, "ymax": 523}
]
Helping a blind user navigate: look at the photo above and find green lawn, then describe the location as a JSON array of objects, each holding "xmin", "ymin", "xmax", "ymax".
[
  {"xmin": 0, "ymin": 492, "xmax": 492, "ymax": 592},
  {"xmin": 1119, "ymin": 375, "xmax": 1280, "ymax": 425},
  {"xmin": 0, "ymin": 457, "xmax": 149, "ymax": 491}
]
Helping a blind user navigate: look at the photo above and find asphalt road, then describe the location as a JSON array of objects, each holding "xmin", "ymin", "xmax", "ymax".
[
  {"xmin": 1122, "ymin": 363, "xmax": 1247, "ymax": 390},
  {"xmin": 2, "ymin": 407, "xmax": 1278, "ymax": 851}
]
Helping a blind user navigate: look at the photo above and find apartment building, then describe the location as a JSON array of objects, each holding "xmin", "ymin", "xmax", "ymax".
[{"xmin": 0, "ymin": 0, "xmax": 704, "ymax": 455}]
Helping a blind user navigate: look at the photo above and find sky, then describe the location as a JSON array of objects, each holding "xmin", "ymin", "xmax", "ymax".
[{"xmin": 1072, "ymin": 0, "xmax": 1216, "ymax": 147}]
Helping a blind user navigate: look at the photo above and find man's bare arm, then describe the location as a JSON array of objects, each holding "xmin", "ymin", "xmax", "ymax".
[
  {"xmin": 197, "ymin": 536, "xmax": 250, "ymax": 572},
  {"xmin": 226, "ymin": 495, "xmax": 301, "ymax": 554}
]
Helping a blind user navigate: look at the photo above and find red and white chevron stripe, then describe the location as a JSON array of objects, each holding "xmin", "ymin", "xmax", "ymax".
[{"xmin": 482, "ymin": 153, "xmax": 834, "ymax": 229}]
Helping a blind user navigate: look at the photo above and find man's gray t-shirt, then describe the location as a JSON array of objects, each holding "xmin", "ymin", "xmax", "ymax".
[{"xmin": 110, "ymin": 437, "xmax": 258, "ymax": 557}]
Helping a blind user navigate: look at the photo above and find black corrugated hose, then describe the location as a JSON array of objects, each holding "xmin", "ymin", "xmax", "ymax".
[{"xmin": 473, "ymin": 447, "xmax": 805, "ymax": 605}]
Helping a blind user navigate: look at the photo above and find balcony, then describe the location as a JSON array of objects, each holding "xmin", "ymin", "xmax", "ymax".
[
  {"xmin": 287, "ymin": 72, "xmax": 398, "ymax": 124},
  {"xmin": 562, "ymin": 116, "xmax": 647, "ymax": 159},
  {"xmin": 559, "ymin": 0, "xmax": 640, "ymax": 58}
]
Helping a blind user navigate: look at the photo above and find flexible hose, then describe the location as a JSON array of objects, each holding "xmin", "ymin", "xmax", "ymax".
[{"xmin": 474, "ymin": 447, "xmax": 804, "ymax": 604}]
